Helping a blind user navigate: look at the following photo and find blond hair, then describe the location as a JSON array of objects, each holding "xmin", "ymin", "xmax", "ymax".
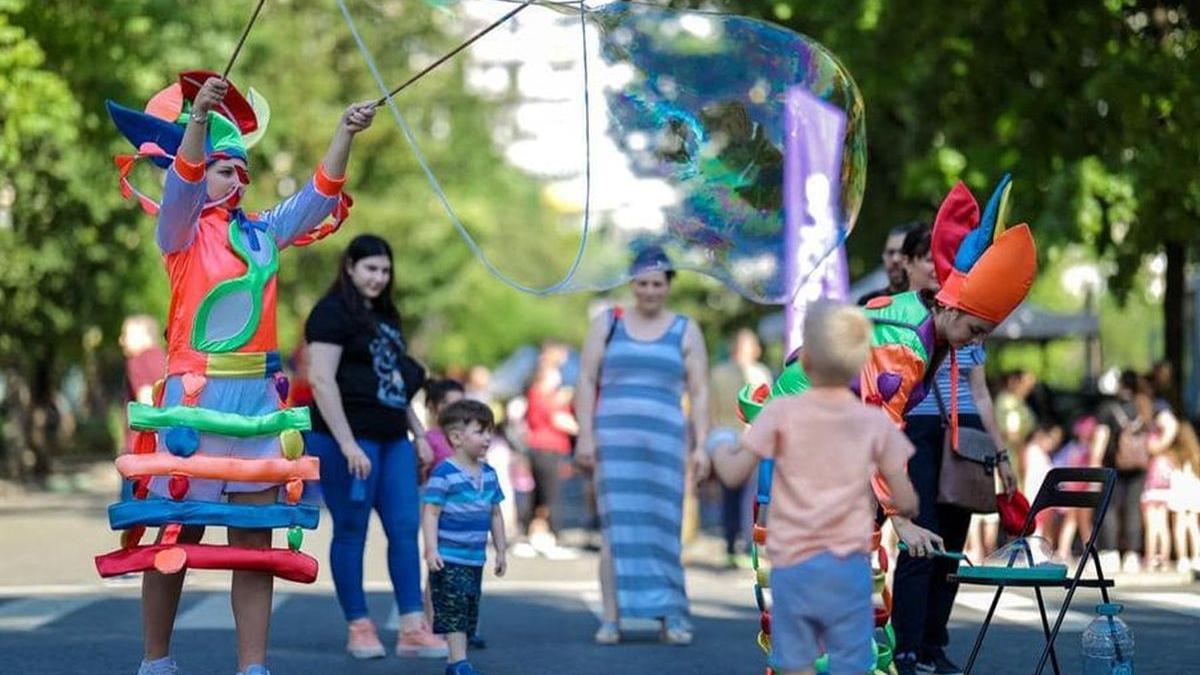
[{"xmin": 803, "ymin": 301, "xmax": 872, "ymax": 384}]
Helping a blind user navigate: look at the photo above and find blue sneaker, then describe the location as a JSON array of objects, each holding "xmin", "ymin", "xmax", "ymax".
[
  {"xmin": 236, "ymin": 666, "xmax": 270, "ymax": 675},
  {"xmin": 137, "ymin": 657, "xmax": 178, "ymax": 675},
  {"xmin": 445, "ymin": 660, "xmax": 483, "ymax": 675}
]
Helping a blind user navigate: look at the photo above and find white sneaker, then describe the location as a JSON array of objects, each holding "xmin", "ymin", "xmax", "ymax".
[
  {"xmin": 529, "ymin": 531, "xmax": 556, "ymax": 554},
  {"xmin": 137, "ymin": 658, "xmax": 178, "ymax": 675},
  {"xmin": 1178, "ymin": 558, "xmax": 1192, "ymax": 573},
  {"xmin": 511, "ymin": 542, "xmax": 538, "ymax": 558},
  {"xmin": 541, "ymin": 545, "xmax": 580, "ymax": 561},
  {"xmin": 1098, "ymin": 550, "xmax": 1121, "ymax": 574},
  {"xmin": 1191, "ymin": 556, "xmax": 1200, "ymax": 572},
  {"xmin": 1121, "ymin": 552, "xmax": 1142, "ymax": 574}
]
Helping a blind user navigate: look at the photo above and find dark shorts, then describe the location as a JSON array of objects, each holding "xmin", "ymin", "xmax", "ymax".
[{"xmin": 430, "ymin": 562, "xmax": 484, "ymax": 635}]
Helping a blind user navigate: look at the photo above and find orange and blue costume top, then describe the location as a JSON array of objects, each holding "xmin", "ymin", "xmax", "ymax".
[
  {"xmin": 95, "ymin": 71, "xmax": 349, "ymax": 584},
  {"xmin": 736, "ymin": 175, "xmax": 1038, "ymax": 674}
]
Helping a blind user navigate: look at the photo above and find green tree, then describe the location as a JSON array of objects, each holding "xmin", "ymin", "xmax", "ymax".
[
  {"xmin": 713, "ymin": 0, "xmax": 1198, "ymax": 401},
  {"xmin": 1, "ymin": 0, "xmax": 595, "ymax": 479}
]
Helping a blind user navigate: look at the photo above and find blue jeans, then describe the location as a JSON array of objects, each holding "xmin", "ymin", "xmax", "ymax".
[
  {"xmin": 305, "ymin": 431, "xmax": 423, "ymax": 621},
  {"xmin": 770, "ymin": 552, "xmax": 874, "ymax": 673},
  {"xmin": 892, "ymin": 414, "xmax": 976, "ymax": 656}
]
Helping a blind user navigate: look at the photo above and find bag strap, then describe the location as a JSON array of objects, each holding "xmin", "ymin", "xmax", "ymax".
[
  {"xmin": 930, "ymin": 376, "xmax": 950, "ymax": 424},
  {"xmin": 597, "ymin": 307, "xmax": 624, "ymax": 393},
  {"xmin": 605, "ymin": 307, "xmax": 624, "ymax": 346},
  {"xmin": 1110, "ymin": 401, "xmax": 1141, "ymax": 432}
]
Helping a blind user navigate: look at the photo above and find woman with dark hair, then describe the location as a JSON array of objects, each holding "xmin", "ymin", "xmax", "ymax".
[
  {"xmin": 304, "ymin": 234, "xmax": 446, "ymax": 660},
  {"xmin": 900, "ymin": 222, "xmax": 935, "ymax": 294},
  {"xmin": 890, "ymin": 221, "xmax": 1016, "ymax": 675},
  {"xmin": 575, "ymin": 246, "xmax": 712, "ymax": 646}
]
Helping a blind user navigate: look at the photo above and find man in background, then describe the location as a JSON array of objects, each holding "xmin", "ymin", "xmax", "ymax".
[
  {"xmin": 857, "ymin": 222, "xmax": 919, "ymax": 305},
  {"xmin": 706, "ymin": 328, "xmax": 772, "ymax": 568}
]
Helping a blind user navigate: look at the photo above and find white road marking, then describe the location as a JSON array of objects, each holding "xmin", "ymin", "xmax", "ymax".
[
  {"xmin": 1123, "ymin": 591, "xmax": 1200, "ymax": 618},
  {"xmin": 953, "ymin": 591, "xmax": 1090, "ymax": 631},
  {"xmin": 175, "ymin": 592, "xmax": 290, "ymax": 630},
  {"xmin": 0, "ymin": 597, "xmax": 96, "ymax": 631}
]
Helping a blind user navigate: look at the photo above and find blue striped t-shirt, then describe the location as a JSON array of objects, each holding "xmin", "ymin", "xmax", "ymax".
[
  {"xmin": 423, "ymin": 459, "xmax": 504, "ymax": 566},
  {"xmin": 908, "ymin": 344, "xmax": 985, "ymax": 417}
]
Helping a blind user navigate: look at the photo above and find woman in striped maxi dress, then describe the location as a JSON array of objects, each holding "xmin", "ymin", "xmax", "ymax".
[{"xmin": 575, "ymin": 248, "xmax": 711, "ymax": 646}]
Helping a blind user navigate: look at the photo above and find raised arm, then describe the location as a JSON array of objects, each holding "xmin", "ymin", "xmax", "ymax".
[
  {"xmin": 260, "ymin": 102, "xmax": 376, "ymax": 248},
  {"xmin": 156, "ymin": 78, "xmax": 229, "ymax": 253}
]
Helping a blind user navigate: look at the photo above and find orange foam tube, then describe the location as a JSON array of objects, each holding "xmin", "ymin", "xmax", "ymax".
[{"xmin": 116, "ymin": 454, "xmax": 318, "ymax": 482}]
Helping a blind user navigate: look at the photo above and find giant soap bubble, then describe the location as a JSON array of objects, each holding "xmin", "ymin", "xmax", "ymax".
[{"xmin": 340, "ymin": 0, "xmax": 865, "ymax": 302}]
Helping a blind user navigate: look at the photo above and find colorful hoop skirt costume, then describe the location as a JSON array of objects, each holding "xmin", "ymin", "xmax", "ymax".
[{"xmin": 95, "ymin": 70, "xmax": 351, "ymax": 583}]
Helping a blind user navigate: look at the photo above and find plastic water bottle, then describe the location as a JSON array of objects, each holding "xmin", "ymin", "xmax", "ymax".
[
  {"xmin": 1081, "ymin": 603, "xmax": 1134, "ymax": 674},
  {"xmin": 350, "ymin": 477, "xmax": 366, "ymax": 503}
]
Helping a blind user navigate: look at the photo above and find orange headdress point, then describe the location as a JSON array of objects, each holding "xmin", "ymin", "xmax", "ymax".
[
  {"xmin": 930, "ymin": 174, "xmax": 1038, "ymax": 448},
  {"xmin": 931, "ymin": 174, "xmax": 1037, "ymax": 324}
]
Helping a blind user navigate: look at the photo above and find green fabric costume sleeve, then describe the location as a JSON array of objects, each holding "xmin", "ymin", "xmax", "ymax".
[{"xmin": 735, "ymin": 292, "xmax": 933, "ymax": 423}]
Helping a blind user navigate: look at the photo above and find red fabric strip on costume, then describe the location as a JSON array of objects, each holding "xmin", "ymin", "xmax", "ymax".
[
  {"xmin": 313, "ymin": 163, "xmax": 346, "ymax": 198},
  {"xmin": 173, "ymin": 154, "xmax": 206, "ymax": 183},
  {"xmin": 95, "ymin": 544, "xmax": 318, "ymax": 583}
]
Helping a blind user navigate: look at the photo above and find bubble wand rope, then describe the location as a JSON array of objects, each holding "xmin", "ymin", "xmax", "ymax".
[
  {"xmin": 339, "ymin": 0, "xmax": 592, "ymax": 296},
  {"xmin": 371, "ymin": 0, "xmax": 536, "ymax": 107},
  {"xmin": 223, "ymin": 0, "xmax": 269, "ymax": 80}
]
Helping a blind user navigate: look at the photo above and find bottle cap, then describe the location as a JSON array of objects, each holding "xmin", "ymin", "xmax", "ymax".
[{"xmin": 1097, "ymin": 603, "xmax": 1124, "ymax": 616}]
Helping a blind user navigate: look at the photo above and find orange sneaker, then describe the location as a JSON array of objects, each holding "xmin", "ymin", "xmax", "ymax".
[
  {"xmin": 396, "ymin": 622, "xmax": 449, "ymax": 658},
  {"xmin": 346, "ymin": 618, "xmax": 386, "ymax": 659}
]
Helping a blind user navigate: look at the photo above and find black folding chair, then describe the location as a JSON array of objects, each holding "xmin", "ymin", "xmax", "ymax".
[{"xmin": 950, "ymin": 467, "xmax": 1117, "ymax": 675}]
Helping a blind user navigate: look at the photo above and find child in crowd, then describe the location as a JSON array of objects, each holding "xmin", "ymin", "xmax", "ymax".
[
  {"xmin": 423, "ymin": 400, "xmax": 508, "ymax": 675},
  {"xmin": 419, "ymin": 378, "xmax": 493, "ymax": 648},
  {"xmin": 1143, "ymin": 421, "xmax": 1177, "ymax": 571},
  {"xmin": 1168, "ymin": 421, "xmax": 1200, "ymax": 572},
  {"xmin": 1023, "ymin": 423, "xmax": 1063, "ymax": 537},
  {"xmin": 1054, "ymin": 416, "xmax": 1097, "ymax": 561},
  {"xmin": 424, "ymin": 379, "xmax": 467, "ymax": 472},
  {"xmin": 711, "ymin": 301, "xmax": 919, "ymax": 675}
]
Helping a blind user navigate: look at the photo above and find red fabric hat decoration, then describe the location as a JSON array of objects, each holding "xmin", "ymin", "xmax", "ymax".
[
  {"xmin": 930, "ymin": 174, "xmax": 1037, "ymax": 325},
  {"xmin": 179, "ymin": 70, "xmax": 259, "ymax": 135},
  {"xmin": 997, "ymin": 490, "xmax": 1033, "ymax": 537}
]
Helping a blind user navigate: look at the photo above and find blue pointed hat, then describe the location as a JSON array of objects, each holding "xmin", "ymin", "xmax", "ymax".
[{"xmin": 106, "ymin": 70, "xmax": 263, "ymax": 169}]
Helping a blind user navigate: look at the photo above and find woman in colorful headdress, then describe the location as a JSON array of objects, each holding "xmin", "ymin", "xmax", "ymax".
[
  {"xmin": 727, "ymin": 175, "xmax": 1037, "ymax": 674},
  {"xmin": 95, "ymin": 73, "xmax": 375, "ymax": 675}
]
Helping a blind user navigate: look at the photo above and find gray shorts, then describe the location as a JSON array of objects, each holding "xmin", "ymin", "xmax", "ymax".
[{"xmin": 770, "ymin": 552, "xmax": 874, "ymax": 674}]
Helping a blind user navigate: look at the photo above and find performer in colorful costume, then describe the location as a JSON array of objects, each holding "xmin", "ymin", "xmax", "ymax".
[
  {"xmin": 735, "ymin": 175, "xmax": 1037, "ymax": 674},
  {"xmin": 94, "ymin": 72, "xmax": 375, "ymax": 675}
]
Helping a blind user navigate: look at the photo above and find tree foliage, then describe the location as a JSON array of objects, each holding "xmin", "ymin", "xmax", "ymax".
[{"xmin": 2, "ymin": 0, "xmax": 1196, "ymax": 477}]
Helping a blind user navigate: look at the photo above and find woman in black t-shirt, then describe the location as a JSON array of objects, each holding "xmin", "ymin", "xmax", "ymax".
[{"xmin": 304, "ymin": 235, "xmax": 447, "ymax": 659}]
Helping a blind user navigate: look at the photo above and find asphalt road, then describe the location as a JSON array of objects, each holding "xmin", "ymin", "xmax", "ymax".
[{"xmin": 2, "ymin": 480, "xmax": 1198, "ymax": 674}]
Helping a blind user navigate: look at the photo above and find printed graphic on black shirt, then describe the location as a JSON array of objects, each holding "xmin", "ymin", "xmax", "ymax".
[{"xmin": 372, "ymin": 322, "xmax": 408, "ymax": 409}]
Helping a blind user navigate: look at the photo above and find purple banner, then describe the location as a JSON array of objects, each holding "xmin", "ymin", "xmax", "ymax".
[{"xmin": 783, "ymin": 86, "xmax": 850, "ymax": 353}]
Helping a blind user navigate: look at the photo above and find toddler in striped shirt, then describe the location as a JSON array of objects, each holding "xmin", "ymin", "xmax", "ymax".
[{"xmin": 422, "ymin": 399, "xmax": 507, "ymax": 675}]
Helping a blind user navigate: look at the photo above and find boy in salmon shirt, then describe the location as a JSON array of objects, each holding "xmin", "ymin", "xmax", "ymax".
[{"xmin": 712, "ymin": 301, "xmax": 919, "ymax": 675}]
